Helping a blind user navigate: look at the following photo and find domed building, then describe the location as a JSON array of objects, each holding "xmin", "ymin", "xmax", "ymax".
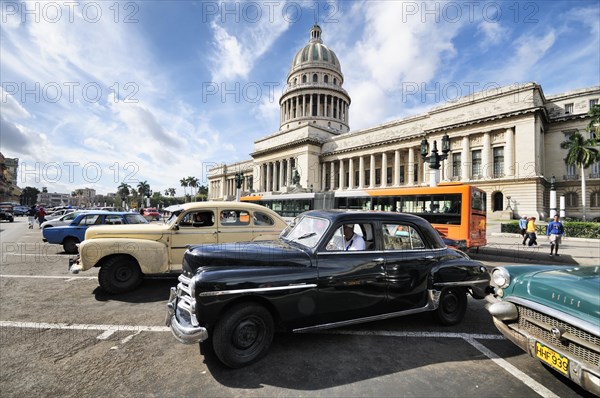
[
  {"xmin": 281, "ymin": 24, "xmax": 350, "ymax": 133},
  {"xmin": 208, "ymin": 25, "xmax": 600, "ymax": 221}
]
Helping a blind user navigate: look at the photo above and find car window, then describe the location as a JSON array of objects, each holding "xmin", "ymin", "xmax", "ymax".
[
  {"xmin": 325, "ymin": 223, "xmax": 369, "ymax": 251},
  {"xmin": 253, "ymin": 211, "xmax": 275, "ymax": 226},
  {"xmin": 123, "ymin": 214, "xmax": 149, "ymax": 224},
  {"xmin": 220, "ymin": 210, "xmax": 250, "ymax": 226},
  {"xmin": 179, "ymin": 211, "xmax": 214, "ymax": 228},
  {"xmin": 78, "ymin": 214, "xmax": 102, "ymax": 226},
  {"xmin": 105, "ymin": 214, "xmax": 124, "ymax": 225},
  {"xmin": 63, "ymin": 213, "xmax": 77, "ymax": 221},
  {"xmin": 382, "ymin": 223, "xmax": 425, "ymax": 250}
]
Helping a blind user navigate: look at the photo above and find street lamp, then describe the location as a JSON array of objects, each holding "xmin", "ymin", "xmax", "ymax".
[
  {"xmin": 234, "ymin": 172, "xmax": 244, "ymax": 201},
  {"xmin": 420, "ymin": 133, "xmax": 450, "ymax": 187},
  {"xmin": 549, "ymin": 175, "xmax": 557, "ymax": 218}
]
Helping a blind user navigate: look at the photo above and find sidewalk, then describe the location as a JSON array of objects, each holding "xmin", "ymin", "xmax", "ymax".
[{"xmin": 470, "ymin": 220, "xmax": 600, "ymax": 266}]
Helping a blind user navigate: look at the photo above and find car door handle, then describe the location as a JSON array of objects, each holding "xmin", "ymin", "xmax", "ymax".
[
  {"xmin": 421, "ymin": 256, "xmax": 435, "ymax": 260},
  {"xmin": 373, "ymin": 257, "xmax": 385, "ymax": 263}
]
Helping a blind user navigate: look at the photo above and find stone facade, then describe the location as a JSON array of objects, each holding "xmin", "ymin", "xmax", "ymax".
[{"xmin": 208, "ymin": 26, "xmax": 600, "ymax": 221}]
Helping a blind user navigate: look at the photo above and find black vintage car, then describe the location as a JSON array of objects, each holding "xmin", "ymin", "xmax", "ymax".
[{"xmin": 166, "ymin": 210, "xmax": 490, "ymax": 368}]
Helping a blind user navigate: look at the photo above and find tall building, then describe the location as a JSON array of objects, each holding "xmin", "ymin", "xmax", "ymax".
[{"xmin": 208, "ymin": 25, "xmax": 600, "ymax": 220}]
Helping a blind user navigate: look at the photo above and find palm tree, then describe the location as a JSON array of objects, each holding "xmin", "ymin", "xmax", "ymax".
[
  {"xmin": 137, "ymin": 180, "xmax": 150, "ymax": 197},
  {"xmin": 168, "ymin": 188, "xmax": 176, "ymax": 197},
  {"xmin": 180, "ymin": 178, "xmax": 188, "ymax": 200},
  {"xmin": 117, "ymin": 183, "xmax": 130, "ymax": 197},
  {"xmin": 187, "ymin": 176, "xmax": 198, "ymax": 198},
  {"xmin": 560, "ymin": 131, "xmax": 600, "ymax": 221}
]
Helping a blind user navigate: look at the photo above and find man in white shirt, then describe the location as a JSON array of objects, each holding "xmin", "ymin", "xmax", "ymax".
[{"xmin": 343, "ymin": 224, "xmax": 366, "ymax": 251}]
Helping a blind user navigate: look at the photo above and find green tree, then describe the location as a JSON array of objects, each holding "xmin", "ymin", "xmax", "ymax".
[
  {"xmin": 179, "ymin": 178, "xmax": 188, "ymax": 200},
  {"xmin": 117, "ymin": 183, "xmax": 131, "ymax": 197},
  {"xmin": 187, "ymin": 176, "xmax": 198, "ymax": 198},
  {"xmin": 20, "ymin": 186, "xmax": 40, "ymax": 206},
  {"xmin": 587, "ymin": 104, "xmax": 600, "ymax": 137},
  {"xmin": 560, "ymin": 132, "xmax": 600, "ymax": 221}
]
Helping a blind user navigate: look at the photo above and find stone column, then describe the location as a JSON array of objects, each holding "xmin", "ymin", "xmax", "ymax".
[
  {"xmin": 482, "ymin": 132, "xmax": 491, "ymax": 179},
  {"xmin": 369, "ymin": 154, "xmax": 376, "ymax": 188},
  {"xmin": 381, "ymin": 152, "xmax": 388, "ymax": 188},
  {"xmin": 358, "ymin": 156, "xmax": 365, "ymax": 189},
  {"xmin": 322, "ymin": 162, "xmax": 327, "ymax": 191},
  {"xmin": 394, "ymin": 150, "xmax": 401, "ymax": 186},
  {"xmin": 330, "ymin": 161, "xmax": 336, "ymax": 190},
  {"xmin": 317, "ymin": 94, "xmax": 321, "ymax": 117},
  {"xmin": 505, "ymin": 128, "xmax": 514, "ymax": 177},
  {"xmin": 408, "ymin": 148, "xmax": 415, "ymax": 186},
  {"xmin": 279, "ymin": 161, "xmax": 285, "ymax": 191},
  {"xmin": 461, "ymin": 136, "xmax": 470, "ymax": 180},
  {"xmin": 339, "ymin": 159, "xmax": 345, "ymax": 190},
  {"xmin": 287, "ymin": 158, "xmax": 292, "ymax": 186},
  {"xmin": 266, "ymin": 163, "xmax": 272, "ymax": 192},
  {"xmin": 348, "ymin": 157, "xmax": 354, "ymax": 190},
  {"xmin": 310, "ymin": 94, "xmax": 314, "ymax": 117}
]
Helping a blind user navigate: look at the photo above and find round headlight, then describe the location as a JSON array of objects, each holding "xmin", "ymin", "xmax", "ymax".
[{"xmin": 492, "ymin": 267, "xmax": 511, "ymax": 288}]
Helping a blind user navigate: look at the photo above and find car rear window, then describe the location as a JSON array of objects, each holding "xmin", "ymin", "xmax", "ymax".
[
  {"xmin": 254, "ymin": 211, "xmax": 275, "ymax": 226},
  {"xmin": 220, "ymin": 210, "xmax": 250, "ymax": 226}
]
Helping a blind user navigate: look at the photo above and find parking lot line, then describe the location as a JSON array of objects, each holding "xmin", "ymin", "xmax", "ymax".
[
  {"xmin": 0, "ymin": 320, "xmax": 170, "ymax": 333},
  {"xmin": 0, "ymin": 274, "xmax": 97, "ymax": 280},
  {"xmin": 465, "ymin": 337, "xmax": 559, "ymax": 398}
]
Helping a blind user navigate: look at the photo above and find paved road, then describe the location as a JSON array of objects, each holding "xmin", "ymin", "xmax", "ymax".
[{"xmin": 0, "ymin": 217, "xmax": 596, "ymax": 397}]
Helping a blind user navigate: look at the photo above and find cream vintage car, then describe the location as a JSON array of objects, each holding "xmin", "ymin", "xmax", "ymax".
[{"xmin": 69, "ymin": 202, "xmax": 288, "ymax": 294}]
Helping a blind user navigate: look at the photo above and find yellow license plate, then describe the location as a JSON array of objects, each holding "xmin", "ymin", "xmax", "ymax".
[{"xmin": 535, "ymin": 341, "xmax": 569, "ymax": 375}]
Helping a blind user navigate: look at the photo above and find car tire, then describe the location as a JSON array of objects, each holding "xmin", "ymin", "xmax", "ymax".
[
  {"xmin": 63, "ymin": 237, "xmax": 79, "ymax": 254},
  {"xmin": 213, "ymin": 303, "xmax": 274, "ymax": 368},
  {"xmin": 433, "ymin": 287, "xmax": 467, "ymax": 326},
  {"xmin": 98, "ymin": 256, "xmax": 143, "ymax": 294}
]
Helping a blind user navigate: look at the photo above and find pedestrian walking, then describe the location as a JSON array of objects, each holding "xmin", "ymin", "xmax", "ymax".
[
  {"xmin": 526, "ymin": 217, "xmax": 538, "ymax": 246},
  {"xmin": 36, "ymin": 206, "xmax": 47, "ymax": 228},
  {"xmin": 27, "ymin": 205, "xmax": 36, "ymax": 229},
  {"xmin": 519, "ymin": 215, "xmax": 528, "ymax": 242},
  {"xmin": 546, "ymin": 215, "xmax": 565, "ymax": 256}
]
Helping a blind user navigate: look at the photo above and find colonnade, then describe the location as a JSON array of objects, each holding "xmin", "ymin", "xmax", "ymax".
[{"xmin": 280, "ymin": 93, "xmax": 348, "ymax": 124}]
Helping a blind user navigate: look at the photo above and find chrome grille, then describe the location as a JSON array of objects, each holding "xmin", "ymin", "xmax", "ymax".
[
  {"xmin": 517, "ymin": 305, "xmax": 600, "ymax": 367},
  {"xmin": 176, "ymin": 274, "xmax": 198, "ymax": 326}
]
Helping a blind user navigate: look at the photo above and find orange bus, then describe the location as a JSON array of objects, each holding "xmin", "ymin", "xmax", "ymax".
[{"xmin": 241, "ymin": 183, "xmax": 487, "ymax": 249}]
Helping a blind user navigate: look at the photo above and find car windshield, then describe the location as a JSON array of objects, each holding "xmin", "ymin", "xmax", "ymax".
[
  {"xmin": 281, "ymin": 215, "xmax": 330, "ymax": 248},
  {"xmin": 166, "ymin": 209, "xmax": 183, "ymax": 226}
]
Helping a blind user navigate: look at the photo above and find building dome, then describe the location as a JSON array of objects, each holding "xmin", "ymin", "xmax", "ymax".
[
  {"xmin": 290, "ymin": 25, "xmax": 341, "ymax": 74},
  {"xmin": 280, "ymin": 25, "xmax": 350, "ymax": 133}
]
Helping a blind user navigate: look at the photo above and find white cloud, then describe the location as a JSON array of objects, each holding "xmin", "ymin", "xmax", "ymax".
[
  {"xmin": 207, "ymin": 11, "xmax": 290, "ymax": 81},
  {"xmin": 0, "ymin": 87, "xmax": 31, "ymax": 119},
  {"xmin": 476, "ymin": 20, "xmax": 509, "ymax": 48}
]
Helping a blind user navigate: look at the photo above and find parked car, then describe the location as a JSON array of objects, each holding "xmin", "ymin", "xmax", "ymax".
[
  {"xmin": 45, "ymin": 208, "xmax": 75, "ymax": 220},
  {"xmin": 42, "ymin": 211, "xmax": 148, "ymax": 254},
  {"xmin": 41, "ymin": 211, "xmax": 87, "ymax": 229},
  {"xmin": 488, "ymin": 265, "xmax": 599, "ymax": 395},
  {"xmin": 142, "ymin": 207, "xmax": 160, "ymax": 221},
  {"xmin": 0, "ymin": 203, "xmax": 15, "ymax": 222},
  {"xmin": 13, "ymin": 205, "xmax": 29, "ymax": 216},
  {"xmin": 69, "ymin": 202, "xmax": 288, "ymax": 294},
  {"xmin": 165, "ymin": 210, "xmax": 491, "ymax": 368}
]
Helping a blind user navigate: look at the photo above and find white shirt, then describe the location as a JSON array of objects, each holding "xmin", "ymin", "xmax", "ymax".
[{"xmin": 343, "ymin": 233, "xmax": 366, "ymax": 251}]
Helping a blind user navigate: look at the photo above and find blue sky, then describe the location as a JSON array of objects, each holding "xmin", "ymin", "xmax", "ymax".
[{"xmin": 1, "ymin": 0, "xmax": 599, "ymax": 196}]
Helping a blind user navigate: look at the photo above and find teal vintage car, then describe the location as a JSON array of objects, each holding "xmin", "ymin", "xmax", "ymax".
[{"xmin": 487, "ymin": 265, "xmax": 599, "ymax": 395}]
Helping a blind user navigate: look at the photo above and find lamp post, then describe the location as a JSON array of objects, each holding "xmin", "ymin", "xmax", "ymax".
[
  {"xmin": 549, "ymin": 175, "xmax": 557, "ymax": 218},
  {"xmin": 420, "ymin": 133, "xmax": 450, "ymax": 187},
  {"xmin": 234, "ymin": 172, "xmax": 244, "ymax": 201}
]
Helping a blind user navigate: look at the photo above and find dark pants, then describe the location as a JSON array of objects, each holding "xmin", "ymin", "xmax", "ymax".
[{"xmin": 527, "ymin": 233, "xmax": 537, "ymax": 246}]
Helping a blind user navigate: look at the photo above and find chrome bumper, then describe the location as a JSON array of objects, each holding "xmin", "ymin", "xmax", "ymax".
[
  {"xmin": 488, "ymin": 301, "xmax": 600, "ymax": 395},
  {"xmin": 165, "ymin": 287, "xmax": 208, "ymax": 344}
]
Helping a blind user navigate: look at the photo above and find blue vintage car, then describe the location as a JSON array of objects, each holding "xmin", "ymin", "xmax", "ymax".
[
  {"xmin": 488, "ymin": 265, "xmax": 600, "ymax": 395},
  {"xmin": 42, "ymin": 211, "xmax": 148, "ymax": 253}
]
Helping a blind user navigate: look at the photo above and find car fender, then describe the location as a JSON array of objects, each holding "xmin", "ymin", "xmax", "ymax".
[{"xmin": 79, "ymin": 238, "xmax": 169, "ymax": 273}]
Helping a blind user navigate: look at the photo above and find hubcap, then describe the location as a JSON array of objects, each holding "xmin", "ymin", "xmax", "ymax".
[{"xmin": 232, "ymin": 318, "xmax": 261, "ymax": 349}]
